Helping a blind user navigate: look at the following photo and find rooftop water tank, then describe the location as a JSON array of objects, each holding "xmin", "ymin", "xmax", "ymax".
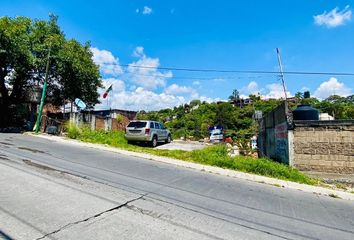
[{"xmin": 293, "ymin": 104, "xmax": 319, "ymax": 120}]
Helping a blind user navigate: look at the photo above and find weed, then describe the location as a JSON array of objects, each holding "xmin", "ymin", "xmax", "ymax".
[{"xmin": 335, "ymin": 183, "xmax": 347, "ymax": 190}]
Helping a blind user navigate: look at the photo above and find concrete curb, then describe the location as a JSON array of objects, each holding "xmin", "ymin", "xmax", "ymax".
[{"xmin": 26, "ymin": 133, "xmax": 354, "ymax": 201}]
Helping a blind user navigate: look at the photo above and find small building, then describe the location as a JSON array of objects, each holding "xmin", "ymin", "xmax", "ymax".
[
  {"xmin": 258, "ymin": 102, "xmax": 354, "ymax": 174},
  {"xmin": 70, "ymin": 109, "xmax": 137, "ymax": 132}
]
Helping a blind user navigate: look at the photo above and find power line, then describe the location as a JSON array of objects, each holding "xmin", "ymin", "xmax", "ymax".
[
  {"xmin": 108, "ymin": 63, "xmax": 354, "ymax": 76},
  {"xmin": 122, "ymin": 73, "xmax": 269, "ymax": 80}
]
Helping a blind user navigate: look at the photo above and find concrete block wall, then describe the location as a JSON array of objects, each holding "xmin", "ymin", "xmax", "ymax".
[{"xmin": 292, "ymin": 121, "xmax": 354, "ymax": 173}]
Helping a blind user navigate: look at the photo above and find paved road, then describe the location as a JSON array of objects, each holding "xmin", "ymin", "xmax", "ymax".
[{"xmin": 0, "ymin": 134, "xmax": 354, "ymax": 240}]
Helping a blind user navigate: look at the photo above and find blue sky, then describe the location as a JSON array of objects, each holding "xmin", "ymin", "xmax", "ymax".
[{"xmin": 1, "ymin": 0, "xmax": 354, "ymax": 110}]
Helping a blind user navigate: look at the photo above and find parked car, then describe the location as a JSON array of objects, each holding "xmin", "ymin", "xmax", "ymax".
[
  {"xmin": 125, "ymin": 120, "xmax": 172, "ymax": 147},
  {"xmin": 210, "ymin": 132, "xmax": 224, "ymax": 143},
  {"xmin": 209, "ymin": 128, "xmax": 223, "ymax": 143}
]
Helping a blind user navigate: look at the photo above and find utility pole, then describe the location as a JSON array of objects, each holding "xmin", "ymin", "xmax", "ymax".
[
  {"xmin": 276, "ymin": 48, "xmax": 288, "ymax": 100},
  {"xmin": 34, "ymin": 47, "xmax": 51, "ymax": 133},
  {"xmin": 276, "ymin": 48, "xmax": 294, "ymax": 127}
]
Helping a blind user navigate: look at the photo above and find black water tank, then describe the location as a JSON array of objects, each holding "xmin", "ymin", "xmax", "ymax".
[{"xmin": 293, "ymin": 104, "xmax": 319, "ymax": 120}]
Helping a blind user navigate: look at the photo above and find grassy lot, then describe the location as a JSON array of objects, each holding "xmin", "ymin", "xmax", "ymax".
[{"xmin": 67, "ymin": 125, "xmax": 317, "ymax": 185}]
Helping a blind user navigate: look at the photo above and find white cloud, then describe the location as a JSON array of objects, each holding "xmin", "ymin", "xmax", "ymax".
[
  {"xmin": 300, "ymin": 86, "xmax": 310, "ymax": 92},
  {"xmin": 212, "ymin": 78, "xmax": 226, "ymax": 83},
  {"xmin": 263, "ymin": 83, "xmax": 291, "ymax": 99},
  {"xmin": 95, "ymin": 81, "xmax": 221, "ymax": 111},
  {"xmin": 240, "ymin": 81, "xmax": 261, "ymax": 96},
  {"xmin": 127, "ymin": 47, "xmax": 172, "ymax": 89},
  {"xmin": 91, "ymin": 46, "xmax": 224, "ymax": 111},
  {"xmin": 192, "ymin": 80, "xmax": 201, "ymax": 86},
  {"xmin": 164, "ymin": 84, "xmax": 195, "ymax": 95},
  {"xmin": 199, "ymin": 95, "xmax": 222, "ymax": 103},
  {"xmin": 101, "ymin": 78, "xmax": 125, "ymax": 93},
  {"xmin": 136, "ymin": 6, "xmax": 152, "ymax": 15},
  {"xmin": 314, "ymin": 6, "xmax": 352, "ymax": 28},
  {"xmin": 132, "ymin": 46, "xmax": 144, "ymax": 57},
  {"xmin": 90, "ymin": 47, "xmax": 123, "ymax": 76},
  {"xmin": 143, "ymin": 6, "xmax": 153, "ymax": 15},
  {"xmin": 96, "ymin": 87, "xmax": 187, "ymax": 111},
  {"xmin": 314, "ymin": 77, "xmax": 352, "ymax": 99}
]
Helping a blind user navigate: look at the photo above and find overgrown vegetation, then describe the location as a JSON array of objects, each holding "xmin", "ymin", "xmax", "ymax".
[{"xmin": 66, "ymin": 124, "xmax": 316, "ymax": 185}]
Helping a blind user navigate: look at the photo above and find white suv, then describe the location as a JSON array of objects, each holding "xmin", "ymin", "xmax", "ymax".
[{"xmin": 125, "ymin": 120, "xmax": 172, "ymax": 147}]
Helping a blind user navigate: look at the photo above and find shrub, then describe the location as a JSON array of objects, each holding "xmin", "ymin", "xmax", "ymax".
[{"xmin": 66, "ymin": 123, "xmax": 81, "ymax": 139}]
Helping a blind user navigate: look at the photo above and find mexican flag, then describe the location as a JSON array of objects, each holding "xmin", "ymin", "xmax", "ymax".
[{"xmin": 103, "ymin": 84, "xmax": 113, "ymax": 99}]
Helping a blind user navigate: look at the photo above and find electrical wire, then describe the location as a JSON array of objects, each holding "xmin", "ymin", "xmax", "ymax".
[
  {"xmin": 122, "ymin": 73, "xmax": 269, "ymax": 80},
  {"xmin": 107, "ymin": 63, "xmax": 354, "ymax": 76}
]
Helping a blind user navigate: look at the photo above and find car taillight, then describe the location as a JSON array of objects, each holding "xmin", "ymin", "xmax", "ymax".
[{"xmin": 145, "ymin": 128, "xmax": 150, "ymax": 135}]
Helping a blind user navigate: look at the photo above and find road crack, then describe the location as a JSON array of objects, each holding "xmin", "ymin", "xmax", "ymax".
[{"xmin": 35, "ymin": 194, "xmax": 146, "ymax": 240}]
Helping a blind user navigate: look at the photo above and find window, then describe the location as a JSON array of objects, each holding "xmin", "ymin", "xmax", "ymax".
[
  {"xmin": 127, "ymin": 121, "xmax": 147, "ymax": 128},
  {"xmin": 155, "ymin": 122, "xmax": 161, "ymax": 129},
  {"xmin": 150, "ymin": 122, "xmax": 155, "ymax": 128}
]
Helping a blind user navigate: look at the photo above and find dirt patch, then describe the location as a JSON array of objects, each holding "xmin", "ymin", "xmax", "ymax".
[
  {"xmin": 0, "ymin": 156, "xmax": 9, "ymax": 161},
  {"xmin": 18, "ymin": 147, "xmax": 46, "ymax": 154}
]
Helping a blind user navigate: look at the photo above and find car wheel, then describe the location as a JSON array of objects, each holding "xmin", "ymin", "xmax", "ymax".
[
  {"xmin": 165, "ymin": 134, "xmax": 172, "ymax": 143},
  {"xmin": 151, "ymin": 135, "xmax": 158, "ymax": 147}
]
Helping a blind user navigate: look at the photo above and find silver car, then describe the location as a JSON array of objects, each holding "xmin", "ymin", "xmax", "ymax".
[{"xmin": 125, "ymin": 120, "xmax": 172, "ymax": 147}]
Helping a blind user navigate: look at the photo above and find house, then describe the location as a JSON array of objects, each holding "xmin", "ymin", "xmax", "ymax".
[{"xmin": 70, "ymin": 109, "xmax": 137, "ymax": 132}]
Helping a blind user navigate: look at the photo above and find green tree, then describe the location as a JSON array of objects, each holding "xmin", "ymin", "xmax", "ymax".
[
  {"xmin": 295, "ymin": 92, "xmax": 303, "ymax": 99},
  {"xmin": 0, "ymin": 15, "xmax": 101, "ymax": 127}
]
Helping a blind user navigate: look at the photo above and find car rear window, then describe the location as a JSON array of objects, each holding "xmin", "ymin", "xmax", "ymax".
[{"xmin": 128, "ymin": 121, "xmax": 147, "ymax": 128}]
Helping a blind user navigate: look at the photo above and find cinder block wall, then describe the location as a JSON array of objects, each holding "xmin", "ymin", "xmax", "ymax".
[{"xmin": 292, "ymin": 121, "xmax": 354, "ymax": 173}]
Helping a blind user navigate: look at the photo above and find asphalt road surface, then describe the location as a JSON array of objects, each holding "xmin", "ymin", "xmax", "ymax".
[{"xmin": 0, "ymin": 133, "xmax": 354, "ymax": 240}]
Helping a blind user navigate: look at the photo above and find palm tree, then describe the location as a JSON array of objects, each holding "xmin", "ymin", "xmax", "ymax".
[{"xmin": 229, "ymin": 89, "xmax": 240, "ymax": 101}]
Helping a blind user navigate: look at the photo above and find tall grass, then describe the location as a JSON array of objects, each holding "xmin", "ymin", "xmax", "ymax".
[{"xmin": 66, "ymin": 125, "xmax": 316, "ymax": 185}]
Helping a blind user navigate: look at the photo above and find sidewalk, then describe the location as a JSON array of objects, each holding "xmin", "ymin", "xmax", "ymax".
[{"xmin": 27, "ymin": 133, "xmax": 354, "ymax": 201}]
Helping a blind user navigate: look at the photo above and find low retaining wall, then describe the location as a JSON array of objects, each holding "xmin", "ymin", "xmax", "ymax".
[{"xmin": 291, "ymin": 120, "xmax": 354, "ymax": 173}]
